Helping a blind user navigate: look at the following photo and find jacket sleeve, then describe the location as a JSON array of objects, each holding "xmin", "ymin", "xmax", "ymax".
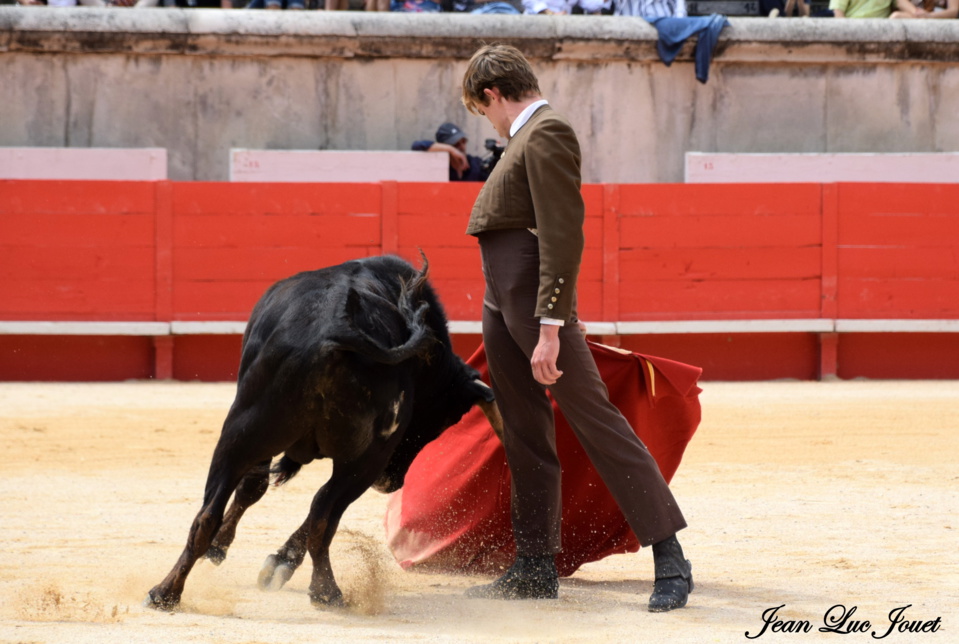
[{"xmin": 525, "ymin": 116, "xmax": 585, "ymax": 322}]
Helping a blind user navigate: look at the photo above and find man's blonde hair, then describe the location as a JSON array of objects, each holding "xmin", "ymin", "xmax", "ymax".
[{"xmin": 461, "ymin": 44, "xmax": 542, "ymax": 115}]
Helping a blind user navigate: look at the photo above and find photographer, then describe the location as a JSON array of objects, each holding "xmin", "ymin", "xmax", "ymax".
[{"xmin": 412, "ymin": 122, "xmax": 503, "ymax": 182}]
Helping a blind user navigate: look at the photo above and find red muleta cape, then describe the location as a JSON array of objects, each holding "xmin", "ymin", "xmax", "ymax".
[{"xmin": 385, "ymin": 340, "xmax": 702, "ymax": 578}]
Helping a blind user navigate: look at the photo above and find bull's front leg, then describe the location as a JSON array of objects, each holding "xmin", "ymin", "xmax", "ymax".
[
  {"xmin": 308, "ymin": 519, "xmax": 343, "ymax": 607},
  {"xmin": 304, "ymin": 459, "xmax": 389, "ymax": 607},
  {"xmin": 303, "ymin": 485, "xmax": 348, "ymax": 606}
]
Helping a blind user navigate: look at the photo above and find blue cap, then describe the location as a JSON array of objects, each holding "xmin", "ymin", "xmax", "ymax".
[{"xmin": 436, "ymin": 122, "xmax": 466, "ymax": 146}]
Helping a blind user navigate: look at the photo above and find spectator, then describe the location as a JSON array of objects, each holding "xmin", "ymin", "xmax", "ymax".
[
  {"xmin": 242, "ymin": 0, "xmax": 303, "ymax": 8},
  {"xmin": 391, "ymin": 0, "xmax": 442, "ymax": 10},
  {"xmin": 412, "ymin": 122, "xmax": 494, "ymax": 182},
  {"xmin": 828, "ymin": 0, "xmax": 898, "ymax": 17},
  {"xmin": 615, "ymin": 0, "xmax": 727, "ymax": 83},
  {"xmin": 891, "ymin": 0, "xmax": 957, "ymax": 17},
  {"xmin": 769, "ymin": 0, "xmax": 810, "ymax": 16},
  {"xmin": 614, "ymin": 0, "xmax": 686, "ymax": 17},
  {"xmin": 254, "ymin": 0, "xmax": 383, "ymax": 9},
  {"xmin": 444, "ymin": 0, "xmax": 521, "ymax": 12},
  {"xmin": 136, "ymin": 0, "xmax": 232, "ymax": 6},
  {"xmin": 16, "ymin": 0, "xmax": 109, "ymax": 5},
  {"xmin": 324, "ymin": 0, "xmax": 389, "ymax": 10},
  {"xmin": 523, "ymin": 0, "xmax": 609, "ymax": 14}
]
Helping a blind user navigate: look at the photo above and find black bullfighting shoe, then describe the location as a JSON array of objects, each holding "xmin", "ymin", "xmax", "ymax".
[
  {"xmin": 465, "ymin": 555, "xmax": 559, "ymax": 600},
  {"xmin": 648, "ymin": 535, "xmax": 693, "ymax": 612}
]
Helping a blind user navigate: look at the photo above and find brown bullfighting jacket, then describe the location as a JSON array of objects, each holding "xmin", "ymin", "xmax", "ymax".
[{"xmin": 466, "ymin": 104, "xmax": 585, "ymax": 323}]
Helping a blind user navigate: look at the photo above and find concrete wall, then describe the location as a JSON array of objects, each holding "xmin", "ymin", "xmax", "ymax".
[{"xmin": 2, "ymin": 8, "xmax": 958, "ymax": 183}]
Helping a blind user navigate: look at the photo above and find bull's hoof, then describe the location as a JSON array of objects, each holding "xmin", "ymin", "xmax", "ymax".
[
  {"xmin": 258, "ymin": 554, "xmax": 295, "ymax": 591},
  {"xmin": 143, "ymin": 586, "xmax": 180, "ymax": 612},
  {"xmin": 205, "ymin": 544, "xmax": 228, "ymax": 566},
  {"xmin": 309, "ymin": 587, "xmax": 344, "ymax": 608}
]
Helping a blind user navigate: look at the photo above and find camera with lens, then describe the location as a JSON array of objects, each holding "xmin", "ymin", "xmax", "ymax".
[{"xmin": 481, "ymin": 138, "xmax": 506, "ymax": 178}]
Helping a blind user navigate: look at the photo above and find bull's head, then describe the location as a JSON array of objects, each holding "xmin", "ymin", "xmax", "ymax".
[{"xmin": 372, "ymin": 378, "xmax": 502, "ymax": 494}]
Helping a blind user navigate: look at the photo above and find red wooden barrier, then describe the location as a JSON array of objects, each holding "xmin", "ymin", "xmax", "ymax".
[
  {"xmin": 0, "ymin": 181, "xmax": 158, "ymax": 321},
  {"xmin": 836, "ymin": 184, "xmax": 959, "ymax": 319},
  {"xmin": 2, "ymin": 180, "xmax": 959, "ymax": 381},
  {"xmin": 171, "ymin": 182, "xmax": 386, "ymax": 320},
  {"xmin": 615, "ymin": 183, "xmax": 825, "ymax": 321}
]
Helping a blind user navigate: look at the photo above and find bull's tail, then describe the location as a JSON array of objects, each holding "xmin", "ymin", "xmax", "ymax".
[
  {"xmin": 270, "ymin": 455, "xmax": 302, "ymax": 487},
  {"xmin": 330, "ymin": 255, "xmax": 435, "ymax": 366}
]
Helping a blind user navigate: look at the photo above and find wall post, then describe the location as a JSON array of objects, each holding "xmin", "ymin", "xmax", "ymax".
[
  {"xmin": 819, "ymin": 183, "xmax": 840, "ymax": 380},
  {"xmin": 154, "ymin": 180, "xmax": 174, "ymax": 379}
]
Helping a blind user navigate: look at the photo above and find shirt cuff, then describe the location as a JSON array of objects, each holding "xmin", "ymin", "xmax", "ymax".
[{"xmin": 540, "ymin": 317, "xmax": 565, "ymax": 326}]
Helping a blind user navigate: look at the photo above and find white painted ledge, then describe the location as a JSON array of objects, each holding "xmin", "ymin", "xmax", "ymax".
[
  {"xmin": 614, "ymin": 319, "xmax": 837, "ymax": 334},
  {"xmin": 0, "ymin": 321, "xmax": 170, "ymax": 335},
  {"xmin": 230, "ymin": 149, "xmax": 448, "ymax": 183},
  {"xmin": 170, "ymin": 321, "xmax": 248, "ymax": 335},
  {"xmin": 0, "ymin": 147, "xmax": 168, "ymax": 181},
  {"xmin": 685, "ymin": 152, "xmax": 959, "ymax": 184},
  {"xmin": 448, "ymin": 321, "xmax": 483, "ymax": 335},
  {"xmin": 835, "ymin": 319, "xmax": 959, "ymax": 333}
]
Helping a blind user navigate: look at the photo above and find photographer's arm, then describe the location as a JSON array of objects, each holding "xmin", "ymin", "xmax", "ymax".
[{"xmin": 425, "ymin": 143, "xmax": 469, "ymax": 177}]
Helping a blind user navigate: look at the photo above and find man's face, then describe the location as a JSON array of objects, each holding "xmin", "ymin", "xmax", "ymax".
[
  {"xmin": 455, "ymin": 139, "xmax": 468, "ymax": 153},
  {"xmin": 478, "ymin": 89, "xmax": 511, "ymax": 139}
]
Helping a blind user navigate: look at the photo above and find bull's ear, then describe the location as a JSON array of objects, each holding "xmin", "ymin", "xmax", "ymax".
[{"xmin": 345, "ymin": 287, "xmax": 362, "ymax": 319}]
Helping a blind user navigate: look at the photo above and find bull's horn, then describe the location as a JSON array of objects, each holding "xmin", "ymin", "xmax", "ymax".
[{"xmin": 474, "ymin": 379, "xmax": 504, "ymax": 442}]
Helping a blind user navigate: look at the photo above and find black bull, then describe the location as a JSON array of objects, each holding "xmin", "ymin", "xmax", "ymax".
[{"xmin": 146, "ymin": 255, "xmax": 503, "ymax": 610}]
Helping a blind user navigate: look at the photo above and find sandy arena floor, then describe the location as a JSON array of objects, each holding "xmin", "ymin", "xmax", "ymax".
[{"xmin": 0, "ymin": 379, "xmax": 956, "ymax": 643}]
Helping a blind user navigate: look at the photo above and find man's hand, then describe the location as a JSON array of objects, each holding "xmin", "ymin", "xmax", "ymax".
[
  {"xmin": 428, "ymin": 143, "xmax": 469, "ymax": 177},
  {"xmin": 531, "ymin": 323, "xmax": 563, "ymax": 385},
  {"xmin": 447, "ymin": 147, "xmax": 469, "ymax": 176}
]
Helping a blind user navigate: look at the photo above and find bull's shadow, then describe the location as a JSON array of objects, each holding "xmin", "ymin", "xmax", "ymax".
[{"xmin": 145, "ymin": 254, "xmax": 502, "ymax": 611}]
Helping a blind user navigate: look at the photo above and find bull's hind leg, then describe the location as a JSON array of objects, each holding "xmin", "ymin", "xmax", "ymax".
[
  {"xmin": 145, "ymin": 428, "xmax": 264, "ymax": 611},
  {"xmin": 206, "ymin": 461, "xmax": 271, "ymax": 565},
  {"xmin": 258, "ymin": 521, "xmax": 309, "ymax": 591}
]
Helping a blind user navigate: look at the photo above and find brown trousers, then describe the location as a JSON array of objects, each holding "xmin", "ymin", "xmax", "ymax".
[{"xmin": 478, "ymin": 229, "xmax": 687, "ymax": 555}]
